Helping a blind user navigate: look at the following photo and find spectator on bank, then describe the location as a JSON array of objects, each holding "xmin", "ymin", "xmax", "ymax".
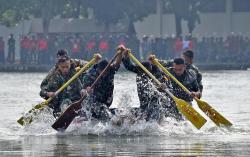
[
  {"xmin": 29, "ymin": 36, "xmax": 38, "ymax": 64},
  {"xmin": 174, "ymin": 37, "xmax": 183, "ymax": 57},
  {"xmin": 99, "ymin": 36, "xmax": 109, "ymax": 58},
  {"xmin": 0, "ymin": 37, "xmax": 4, "ymax": 63},
  {"xmin": 38, "ymin": 36, "xmax": 48, "ymax": 64},
  {"xmin": 71, "ymin": 38, "xmax": 81, "ymax": 59},
  {"xmin": 20, "ymin": 36, "xmax": 30, "ymax": 64},
  {"xmin": 141, "ymin": 35, "xmax": 152, "ymax": 59},
  {"xmin": 7, "ymin": 34, "xmax": 15, "ymax": 63}
]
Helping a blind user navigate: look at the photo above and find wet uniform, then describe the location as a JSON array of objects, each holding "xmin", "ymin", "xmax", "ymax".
[
  {"xmin": 122, "ymin": 57, "xmax": 168, "ymax": 121},
  {"xmin": 40, "ymin": 67, "xmax": 83, "ymax": 116},
  {"xmin": 158, "ymin": 60, "xmax": 200, "ymax": 120},
  {"xmin": 186, "ymin": 63, "xmax": 203, "ymax": 93},
  {"xmin": 81, "ymin": 61, "xmax": 120, "ymax": 121},
  {"xmin": 40, "ymin": 59, "xmax": 87, "ymax": 90}
]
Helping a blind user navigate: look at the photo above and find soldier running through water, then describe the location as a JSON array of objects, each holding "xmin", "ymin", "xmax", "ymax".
[
  {"xmin": 40, "ymin": 56, "xmax": 85, "ymax": 117},
  {"xmin": 149, "ymin": 56, "xmax": 201, "ymax": 120},
  {"xmin": 80, "ymin": 46, "xmax": 124, "ymax": 122}
]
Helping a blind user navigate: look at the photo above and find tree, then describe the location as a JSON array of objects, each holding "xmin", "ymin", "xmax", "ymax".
[
  {"xmin": 0, "ymin": 0, "xmax": 89, "ymax": 34},
  {"xmin": 0, "ymin": 0, "xmax": 31, "ymax": 27},
  {"xmin": 0, "ymin": 0, "xmax": 156, "ymax": 35},
  {"xmin": 164, "ymin": 0, "xmax": 201, "ymax": 37},
  {"xmin": 86, "ymin": 0, "xmax": 156, "ymax": 33}
]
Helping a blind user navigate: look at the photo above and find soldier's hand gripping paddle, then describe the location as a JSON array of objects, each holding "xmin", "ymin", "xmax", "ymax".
[
  {"xmin": 128, "ymin": 51, "xmax": 207, "ymax": 129},
  {"xmin": 52, "ymin": 49, "xmax": 123, "ymax": 131},
  {"xmin": 151, "ymin": 56, "xmax": 232, "ymax": 127},
  {"xmin": 17, "ymin": 54, "xmax": 100, "ymax": 126}
]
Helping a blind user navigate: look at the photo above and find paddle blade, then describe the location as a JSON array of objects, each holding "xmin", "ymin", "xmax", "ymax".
[
  {"xmin": 17, "ymin": 101, "xmax": 48, "ymax": 126},
  {"xmin": 195, "ymin": 98, "xmax": 232, "ymax": 127},
  {"xmin": 174, "ymin": 97, "xmax": 207, "ymax": 129},
  {"xmin": 52, "ymin": 100, "xmax": 82, "ymax": 131},
  {"xmin": 17, "ymin": 116, "xmax": 32, "ymax": 126}
]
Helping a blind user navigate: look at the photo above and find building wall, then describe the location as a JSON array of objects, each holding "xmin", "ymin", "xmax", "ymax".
[{"xmin": 134, "ymin": 2, "xmax": 250, "ymax": 39}]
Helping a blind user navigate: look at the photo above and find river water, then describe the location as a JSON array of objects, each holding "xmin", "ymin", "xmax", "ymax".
[{"xmin": 0, "ymin": 70, "xmax": 250, "ymax": 156}]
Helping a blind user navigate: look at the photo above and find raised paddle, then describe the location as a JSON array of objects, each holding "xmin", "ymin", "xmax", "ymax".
[
  {"xmin": 151, "ymin": 56, "xmax": 232, "ymax": 127},
  {"xmin": 17, "ymin": 54, "xmax": 100, "ymax": 126},
  {"xmin": 127, "ymin": 51, "xmax": 207, "ymax": 129},
  {"xmin": 52, "ymin": 50, "xmax": 123, "ymax": 131}
]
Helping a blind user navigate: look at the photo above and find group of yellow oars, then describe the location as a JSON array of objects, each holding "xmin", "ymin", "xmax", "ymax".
[
  {"xmin": 127, "ymin": 51, "xmax": 232, "ymax": 129},
  {"xmin": 17, "ymin": 50, "xmax": 232, "ymax": 130}
]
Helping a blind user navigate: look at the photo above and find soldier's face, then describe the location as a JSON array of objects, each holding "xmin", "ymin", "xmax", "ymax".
[
  {"xmin": 58, "ymin": 61, "xmax": 71, "ymax": 75},
  {"xmin": 173, "ymin": 63, "xmax": 185, "ymax": 76}
]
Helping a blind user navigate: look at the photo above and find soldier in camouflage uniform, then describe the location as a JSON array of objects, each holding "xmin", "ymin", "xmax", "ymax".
[
  {"xmin": 40, "ymin": 56, "xmax": 84, "ymax": 117},
  {"xmin": 40, "ymin": 49, "xmax": 88, "ymax": 91},
  {"xmin": 81, "ymin": 49, "xmax": 123, "ymax": 122},
  {"xmin": 181, "ymin": 50, "xmax": 203, "ymax": 95},
  {"xmin": 122, "ymin": 49, "xmax": 168, "ymax": 122},
  {"xmin": 160, "ymin": 58, "xmax": 201, "ymax": 120}
]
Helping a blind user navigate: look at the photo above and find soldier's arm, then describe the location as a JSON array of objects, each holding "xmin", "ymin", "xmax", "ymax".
[
  {"xmin": 122, "ymin": 56, "xmax": 139, "ymax": 73},
  {"xmin": 111, "ymin": 50, "xmax": 123, "ymax": 70},
  {"xmin": 196, "ymin": 70, "xmax": 203, "ymax": 93},
  {"xmin": 40, "ymin": 73, "xmax": 61, "ymax": 99},
  {"xmin": 40, "ymin": 66, "xmax": 56, "ymax": 89},
  {"xmin": 158, "ymin": 59, "xmax": 174, "ymax": 68},
  {"xmin": 190, "ymin": 79, "xmax": 201, "ymax": 99}
]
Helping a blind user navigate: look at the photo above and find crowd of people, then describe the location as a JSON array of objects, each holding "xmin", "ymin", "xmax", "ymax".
[
  {"xmin": 0, "ymin": 33, "xmax": 139, "ymax": 65},
  {"xmin": 0, "ymin": 33, "xmax": 250, "ymax": 65},
  {"xmin": 141, "ymin": 34, "xmax": 250, "ymax": 63}
]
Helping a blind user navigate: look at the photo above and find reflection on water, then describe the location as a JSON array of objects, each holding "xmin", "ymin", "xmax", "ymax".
[
  {"xmin": 0, "ymin": 71, "xmax": 250, "ymax": 156},
  {"xmin": 1, "ymin": 135, "xmax": 250, "ymax": 156}
]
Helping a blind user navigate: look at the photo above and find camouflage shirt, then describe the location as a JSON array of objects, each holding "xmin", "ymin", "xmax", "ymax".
[
  {"xmin": 82, "ymin": 62, "xmax": 120, "ymax": 107},
  {"xmin": 40, "ymin": 67, "xmax": 84, "ymax": 112},
  {"xmin": 168, "ymin": 68, "xmax": 200, "ymax": 102},
  {"xmin": 122, "ymin": 57, "xmax": 165, "ymax": 110},
  {"xmin": 40, "ymin": 59, "xmax": 87, "ymax": 91},
  {"xmin": 186, "ymin": 63, "xmax": 203, "ymax": 92},
  {"xmin": 159, "ymin": 59, "xmax": 203, "ymax": 93}
]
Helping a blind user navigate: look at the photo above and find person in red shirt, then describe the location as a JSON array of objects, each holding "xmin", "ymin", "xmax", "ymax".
[
  {"xmin": 174, "ymin": 37, "xmax": 183, "ymax": 57},
  {"xmin": 38, "ymin": 37, "xmax": 48, "ymax": 64},
  {"xmin": 29, "ymin": 36, "xmax": 38, "ymax": 64},
  {"xmin": 20, "ymin": 36, "xmax": 30, "ymax": 63},
  {"xmin": 86, "ymin": 39, "xmax": 96, "ymax": 59},
  {"xmin": 99, "ymin": 37, "xmax": 109, "ymax": 58}
]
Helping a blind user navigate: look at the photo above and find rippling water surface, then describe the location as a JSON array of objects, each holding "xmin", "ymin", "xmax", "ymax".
[{"xmin": 0, "ymin": 70, "xmax": 250, "ymax": 156}]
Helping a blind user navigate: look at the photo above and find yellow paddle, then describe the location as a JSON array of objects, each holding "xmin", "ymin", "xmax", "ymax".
[
  {"xmin": 151, "ymin": 56, "xmax": 232, "ymax": 127},
  {"xmin": 127, "ymin": 51, "xmax": 207, "ymax": 129},
  {"xmin": 17, "ymin": 54, "xmax": 101, "ymax": 126}
]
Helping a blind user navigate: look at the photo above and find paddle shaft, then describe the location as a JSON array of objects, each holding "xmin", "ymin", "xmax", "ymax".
[
  {"xmin": 127, "ymin": 51, "xmax": 175, "ymax": 99},
  {"xmin": 17, "ymin": 55, "xmax": 99, "ymax": 126},
  {"xmin": 152, "ymin": 57, "xmax": 232, "ymax": 126},
  {"xmin": 152, "ymin": 58, "xmax": 193, "ymax": 95},
  {"xmin": 128, "ymin": 51, "xmax": 207, "ymax": 129},
  {"xmin": 52, "ymin": 51, "xmax": 121, "ymax": 131}
]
